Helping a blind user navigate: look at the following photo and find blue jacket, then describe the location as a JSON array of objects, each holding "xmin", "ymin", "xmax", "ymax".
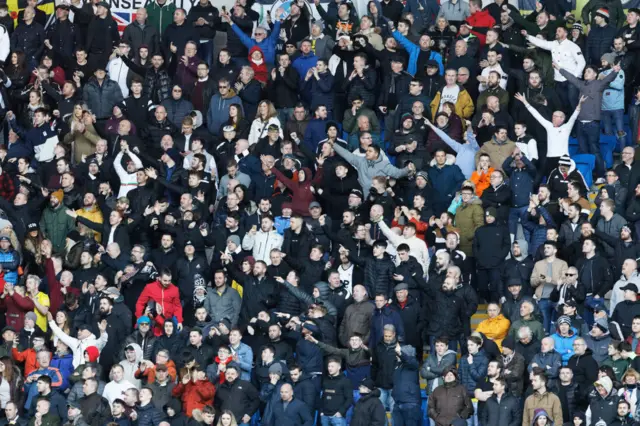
[
  {"xmin": 551, "ymin": 331, "xmax": 578, "ymax": 364},
  {"xmin": 392, "ymin": 351, "xmax": 421, "ymax": 404},
  {"xmin": 292, "ymin": 53, "xmax": 318, "ymax": 81},
  {"xmin": 253, "ymin": 171, "xmax": 277, "ymax": 200},
  {"xmin": 602, "ymin": 68, "xmax": 625, "ymax": 111},
  {"xmin": 369, "ymin": 306, "xmax": 405, "ymax": 348},
  {"xmin": 528, "ymin": 349, "xmax": 562, "ymax": 383},
  {"xmin": 431, "ymin": 126, "xmax": 479, "ymax": 178},
  {"xmin": 520, "ymin": 205, "xmax": 555, "ymax": 257},
  {"xmin": 232, "ymin": 21, "xmax": 281, "ymax": 65},
  {"xmin": 0, "ymin": 248, "xmax": 19, "ymax": 284},
  {"xmin": 24, "ymin": 367, "xmax": 65, "ymax": 409},
  {"xmin": 427, "ymin": 163, "xmax": 466, "ymax": 215},
  {"xmin": 238, "ymin": 153, "xmax": 261, "ymax": 180},
  {"xmin": 304, "ymin": 71, "xmax": 334, "ymax": 111},
  {"xmin": 303, "ymin": 118, "xmax": 328, "ymax": 152},
  {"xmin": 458, "ymin": 349, "xmax": 489, "ymax": 395},
  {"xmin": 231, "ymin": 342, "xmax": 254, "ymax": 381},
  {"xmin": 207, "ymin": 92, "xmax": 243, "ymax": 136},
  {"xmin": 392, "ymin": 30, "xmax": 444, "ymax": 76},
  {"xmin": 50, "ymin": 353, "xmax": 74, "ymax": 391},
  {"xmin": 275, "ymin": 216, "xmax": 291, "ymax": 235},
  {"xmin": 502, "ymin": 155, "xmax": 536, "ymax": 208}
]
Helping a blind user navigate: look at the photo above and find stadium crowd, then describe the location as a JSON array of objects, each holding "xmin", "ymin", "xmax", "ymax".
[{"xmin": 5, "ymin": 0, "xmax": 640, "ymax": 425}]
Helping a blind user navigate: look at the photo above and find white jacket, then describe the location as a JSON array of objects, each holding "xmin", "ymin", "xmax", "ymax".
[
  {"xmin": 114, "ymin": 150, "xmax": 143, "ymax": 197},
  {"xmin": 524, "ymin": 103, "xmax": 580, "ymax": 157},
  {"xmin": 106, "ymin": 57, "xmax": 130, "ymax": 97},
  {"xmin": 48, "ymin": 320, "xmax": 108, "ymax": 368},
  {"xmin": 248, "ymin": 117, "xmax": 283, "ymax": 146},
  {"xmin": 102, "ymin": 379, "xmax": 137, "ymax": 404},
  {"xmin": 526, "ymin": 36, "xmax": 586, "ymax": 82},
  {"xmin": 378, "ymin": 220, "xmax": 430, "ymax": 275},
  {"xmin": 242, "ymin": 229, "xmax": 284, "ymax": 264}
]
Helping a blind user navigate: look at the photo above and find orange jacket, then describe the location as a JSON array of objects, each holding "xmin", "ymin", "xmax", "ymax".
[
  {"xmin": 171, "ymin": 379, "xmax": 215, "ymax": 417},
  {"xmin": 12, "ymin": 347, "xmax": 38, "ymax": 377},
  {"xmin": 475, "ymin": 314, "xmax": 511, "ymax": 349},
  {"xmin": 470, "ymin": 167, "xmax": 494, "ymax": 197}
]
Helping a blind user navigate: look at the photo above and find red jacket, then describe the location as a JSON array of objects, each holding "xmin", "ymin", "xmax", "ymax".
[
  {"xmin": 45, "ymin": 259, "xmax": 79, "ymax": 316},
  {"xmin": 0, "ymin": 291, "xmax": 34, "ymax": 330},
  {"xmin": 135, "ymin": 280, "xmax": 183, "ymax": 337},
  {"xmin": 465, "ymin": 10, "xmax": 495, "ymax": 45},
  {"xmin": 171, "ymin": 379, "xmax": 215, "ymax": 417},
  {"xmin": 271, "ymin": 166, "xmax": 318, "ymax": 216}
]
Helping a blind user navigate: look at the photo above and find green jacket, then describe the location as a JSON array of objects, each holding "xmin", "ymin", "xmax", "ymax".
[
  {"xmin": 602, "ymin": 356, "xmax": 630, "ymax": 380},
  {"xmin": 509, "ymin": 317, "xmax": 545, "ymax": 342},
  {"xmin": 40, "ymin": 205, "xmax": 76, "ymax": 253},
  {"xmin": 28, "ymin": 413, "xmax": 61, "ymax": 426},
  {"xmin": 146, "ymin": 0, "xmax": 177, "ymax": 38}
]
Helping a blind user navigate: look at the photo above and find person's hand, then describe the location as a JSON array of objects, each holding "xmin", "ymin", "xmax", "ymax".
[
  {"xmin": 395, "ymin": 343, "xmax": 401, "ymax": 356},
  {"xmin": 520, "ymin": 29, "xmax": 528, "ymax": 37},
  {"xmin": 182, "ymin": 372, "xmax": 190, "ymax": 384},
  {"xmin": 552, "ymin": 61, "xmax": 560, "ymax": 70},
  {"xmin": 318, "ymin": 214, "xmax": 326, "ymax": 226},
  {"xmin": 98, "ymin": 320, "xmax": 107, "ymax": 333},
  {"xmin": 274, "ymin": 276, "xmax": 285, "ymax": 284},
  {"xmin": 65, "ymin": 209, "xmax": 78, "ymax": 219},
  {"xmin": 394, "ymin": 206, "xmax": 402, "ymax": 220},
  {"xmin": 6, "ymin": 111, "xmax": 14, "ymax": 121},
  {"xmin": 170, "ymin": 43, "xmax": 177, "ymax": 53},
  {"xmin": 177, "ymin": 323, "xmax": 183, "ymax": 331},
  {"xmin": 393, "ymin": 274, "xmax": 404, "ymax": 281},
  {"xmin": 467, "ymin": 354, "xmax": 473, "ymax": 364},
  {"xmin": 155, "ymin": 303, "xmax": 163, "ymax": 316},
  {"xmin": 594, "ymin": 295, "xmax": 601, "ymax": 299},
  {"xmin": 379, "ymin": 106, "xmax": 388, "ymax": 114},
  {"xmin": 44, "ymin": 39, "xmax": 52, "ymax": 49},
  {"xmin": 46, "ymin": 311, "xmax": 54, "ymax": 322},
  {"xmin": 514, "ymin": 93, "xmax": 528, "ymax": 105},
  {"xmin": 304, "ymin": 334, "xmax": 318, "ymax": 344},
  {"xmin": 317, "ymin": 154, "xmax": 326, "ymax": 166},
  {"xmin": 613, "ymin": 63, "xmax": 622, "ymax": 73},
  {"xmin": 512, "ymin": 147, "xmax": 521, "ymax": 158},
  {"xmin": 349, "ymin": 69, "xmax": 357, "ymax": 80},
  {"xmin": 334, "ymin": 413, "xmax": 343, "ymax": 418},
  {"xmin": 578, "ymin": 95, "xmax": 588, "ymax": 106},
  {"xmin": 181, "ymin": 55, "xmax": 189, "ymax": 66},
  {"xmin": 145, "ymin": 168, "xmax": 158, "ymax": 180}
]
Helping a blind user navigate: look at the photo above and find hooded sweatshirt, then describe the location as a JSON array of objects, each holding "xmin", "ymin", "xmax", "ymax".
[
  {"xmin": 119, "ymin": 343, "xmax": 143, "ymax": 388},
  {"xmin": 248, "ymin": 46, "xmax": 268, "ymax": 84}
]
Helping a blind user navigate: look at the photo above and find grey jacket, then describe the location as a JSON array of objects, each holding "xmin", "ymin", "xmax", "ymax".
[
  {"xmin": 203, "ymin": 285, "xmax": 242, "ymax": 326},
  {"xmin": 332, "ymin": 142, "xmax": 411, "ymax": 194},
  {"xmin": 560, "ymin": 69, "xmax": 618, "ymax": 121},
  {"xmin": 82, "ymin": 78, "xmax": 124, "ymax": 119},
  {"xmin": 420, "ymin": 349, "xmax": 457, "ymax": 394}
]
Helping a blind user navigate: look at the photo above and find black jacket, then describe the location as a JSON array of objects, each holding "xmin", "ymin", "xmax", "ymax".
[
  {"xmin": 575, "ymin": 254, "xmax": 613, "ymax": 297},
  {"xmin": 567, "ymin": 348, "xmax": 599, "ymax": 391},
  {"xmin": 228, "ymin": 268, "xmax": 278, "ymax": 323},
  {"xmin": 473, "ymin": 222, "xmax": 511, "ymax": 269},
  {"xmin": 214, "ymin": 379, "xmax": 260, "ymax": 421},
  {"xmin": 351, "ymin": 389, "xmax": 387, "ymax": 426},
  {"xmin": 122, "ymin": 21, "xmax": 160, "ymax": 55},
  {"xmin": 10, "ymin": 21, "xmax": 45, "ymax": 60},
  {"xmin": 268, "ymin": 66, "xmax": 300, "ymax": 109},
  {"xmin": 589, "ymin": 391, "xmax": 621, "ymax": 426},
  {"xmin": 481, "ymin": 393, "xmax": 521, "ymax": 426},
  {"xmin": 371, "ymin": 340, "xmax": 397, "ymax": 390},
  {"xmin": 423, "ymin": 286, "xmax": 464, "ymax": 339},
  {"xmin": 86, "ymin": 14, "xmax": 120, "ymax": 56},
  {"xmin": 186, "ymin": 3, "xmax": 219, "ymax": 40},
  {"xmin": 320, "ymin": 373, "xmax": 353, "ymax": 416},
  {"xmin": 292, "ymin": 373, "xmax": 318, "ymax": 411},
  {"xmin": 351, "ymin": 253, "xmax": 396, "ymax": 300}
]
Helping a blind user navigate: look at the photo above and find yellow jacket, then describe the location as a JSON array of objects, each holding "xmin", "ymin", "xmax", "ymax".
[
  {"xmin": 475, "ymin": 314, "xmax": 511, "ymax": 349},
  {"xmin": 76, "ymin": 205, "xmax": 104, "ymax": 242},
  {"xmin": 430, "ymin": 87, "xmax": 475, "ymax": 121}
]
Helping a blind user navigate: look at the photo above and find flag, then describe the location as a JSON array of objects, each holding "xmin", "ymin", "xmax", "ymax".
[{"xmin": 113, "ymin": 10, "xmax": 136, "ymax": 34}]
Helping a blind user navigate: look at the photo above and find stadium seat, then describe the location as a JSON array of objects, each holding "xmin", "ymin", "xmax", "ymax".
[
  {"xmin": 599, "ymin": 134, "xmax": 617, "ymax": 168},
  {"xmin": 572, "ymin": 154, "xmax": 595, "ymax": 188},
  {"xmin": 568, "ymin": 137, "xmax": 579, "ymax": 156}
]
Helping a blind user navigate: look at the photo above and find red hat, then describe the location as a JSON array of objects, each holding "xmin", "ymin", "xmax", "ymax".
[{"xmin": 84, "ymin": 346, "xmax": 100, "ymax": 363}]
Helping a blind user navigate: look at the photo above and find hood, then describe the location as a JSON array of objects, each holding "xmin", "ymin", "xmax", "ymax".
[
  {"xmin": 125, "ymin": 343, "xmax": 144, "ymax": 364},
  {"xmin": 429, "ymin": 153, "xmax": 456, "ymax": 167},
  {"xmin": 300, "ymin": 167, "xmax": 313, "ymax": 184},
  {"xmin": 532, "ymin": 409, "xmax": 554, "ymax": 426},
  {"xmin": 249, "ymin": 45, "xmax": 265, "ymax": 60},
  {"xmin": 314, "ymin": 281, "xmax": 331, "ymax": 299},
  {"xmin": 191, "ymin": 110, "xmax": 203, "ymax": 129},
  {"xmin": 221, "ymin": 88, "xmax": 237, "ymax": 99},
  {"xmin": 513, "ymin": 238, "xmax": 529, "ymax": 260},
  {"xmin": 595, "ymin": 376, "xmax": 613, "ymax": 396},
  {"xmin": 84, "ymin": 346, "xmax": 100, "ymax": 363}
]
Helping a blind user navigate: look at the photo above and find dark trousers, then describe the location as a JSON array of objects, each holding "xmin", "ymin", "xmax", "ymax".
[
  {"xmin": 577, "ymin": 120, "xmax": 605, "ymax": 177},
  {"xmin": 476, "ymin": 267, "xmax": 502, "ymax": 303},
  {"xmin": 392, "ymin": 403, "xmax": 422, "ymax": 426}
]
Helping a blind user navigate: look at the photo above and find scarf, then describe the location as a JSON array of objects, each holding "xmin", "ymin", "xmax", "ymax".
[
  {"xmin": 215, "ymin": 356, "xmax": 234, "ymax": 383},
  {"xmin": 502, "ymin": 353, "xmax": 514, "ymax": 366}
]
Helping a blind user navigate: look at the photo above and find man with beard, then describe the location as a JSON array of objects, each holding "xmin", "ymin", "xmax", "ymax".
[
  {"xmin": 423, "ymin": 276, "xmax": 465, "ymax": 353},
  {"xmin": 94, "ymin": 297, "xmax": 127, "ymax": 373}
]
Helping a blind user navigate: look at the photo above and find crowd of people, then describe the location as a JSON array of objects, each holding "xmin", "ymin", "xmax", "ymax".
[{"xmin": 4, "ymin": 0, "xmax": 640, "ymax": 425}]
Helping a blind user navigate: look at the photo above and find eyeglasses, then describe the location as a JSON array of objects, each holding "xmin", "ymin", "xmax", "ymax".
[
  {"xmin": 139, "ymin": 323, "xmax": 150, "ymax": 327},
  {"xmin": 173, "ymin": 89, "xmax": 182, "ymax": 92},
  {"xmin": 219, "ymin": 85, "xmax": 228, "ymax": 89}
]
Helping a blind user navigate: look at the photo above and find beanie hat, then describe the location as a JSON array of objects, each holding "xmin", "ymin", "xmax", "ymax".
[
  {"xmin": 558, "ymin": 154, "xmax": 572, "ymax": 167},
  {"xmin": 595, "ymin": 316, "xmax": 610, "ymax": 333},
  {"xmin": 502, "ymin": 336, "xmax": 516, "ymax": 351},
  {"xmin": 416, "ymin": 170, "xmax": 428, "ymax": 181},
  {"xmin": 227, "ymin": 235, "xmax": 241, "ymax": 247},
  {"xmin": 557, "ymin": 315, "xmax": 572, "ymax": 327},
  {"xmin": 572, "ymin": 21, "xmax": 584, "ymax": 33},
  {"xmin": 268, "ymin": 362, "xmax": 283, "ymax": 375},
  {"xmin": 595, "ymin": 8, "xmax": 610, "ymax": 20},
  {"xmin": 25, "ymin": 312, "xmax": 37, "ymax": 323},
  {"xmin": 51, "ymin": 189, "xmax": 64, "ymax": 204},
  {"xmin": 601, "ymin": 52, "xmax": 616, "ymax": 65}
]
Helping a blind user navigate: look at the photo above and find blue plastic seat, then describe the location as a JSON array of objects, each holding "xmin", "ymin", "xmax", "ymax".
[
  {"xmin": 572, "ymin": 153, "xmax": 595, "ymax": 188},
  {"xmin": 599, "ymin": 134, "xmax": 617, "ymax": 168},
  {"xmin": 568, "ymin": 137, "xmax": 579, "ymax": 156}
]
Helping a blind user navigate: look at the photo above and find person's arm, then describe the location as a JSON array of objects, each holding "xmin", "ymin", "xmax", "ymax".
[
  {"xmin": 268, "ymin": 20, "xmax": 281, "ymax": 45},
  {"xmin": 331, "ymin": 141, "xmax": 360, "ymax": 167},
  {"xmin": 428, "ymin": 121, "xmax": 464, "ymax": 152},
  {"xmin": 230, "ymin": 19, "xmax": 255, "ymax": 49},
  {"xmin": 377, "ymin": 219, "xmax": 404, "ymax": 247},
  {"xmin": 32, "ymin": 294, "xmax": 49, "ymax": 316},
  {"xmin": 559, "ymin": 68, "xmax": 583, "ymax": 89},
  {"xmin": 392, "ymin": 30, "xmax": 418, "ymax": 56},
  {"xmin": 525, "ymin": 34, "xmax": 555, "ymax": 52}
]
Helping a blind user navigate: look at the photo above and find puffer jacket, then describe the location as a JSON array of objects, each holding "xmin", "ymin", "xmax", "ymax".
[
  {"xmin": 39, "ymin": 204, "xmax": 77, "ymax": 253},
  {"xmin": 454, "ymin": 198, "xmax": 484, "ymax": 256},
  {"xmin": 458, "ymin": 349, "xmax": 489, "ymax": 396},
  {"xmin": 161, "ymin": 97, "xmax": 193, "ymax": 128},
  {"xmin": 475, "ymin": 314, "xmax": 510, "ymax": 349},
  {"xmin": 121, "ymin": 330, "xmax": 157, "ymax": 361},
  {"xmin": 350, "ymin": 389, "xmax": 386, "ymax": 426},
  {"xmin": 420, "ymin": 349, "xmax": 457, "ymax": 394},
  {"xmin": 82, "ymin": 78, "xmax": 124, "ymax": 119},
  {"xmin": 143, "ymin": 67, "xmax": 172, "ymax": 105},
  {"xmin": 551, "ymin": 330, "xmax": 578, "ymax": 364},
  {"xmin": 427, "ymin": 379, "xmax": 473, "ymax": 426},
  {"xmin": 0, "ymin": 248, "xmax": 19, "ymax": 284}
]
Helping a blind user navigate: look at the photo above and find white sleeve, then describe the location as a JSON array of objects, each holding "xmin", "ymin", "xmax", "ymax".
[
  {"xmin": 377, "ymin": 220, "xmax": 404, "ymax": 248},
  {"xmin": 127, "ymin": 150, "xmax": 143, "ymax": 169},
  {"xmin": 573, "ymin": 43, "xmax": 586, "ymax": 75},
  {"xmin": 528, "ymin": 138, "xmax": 539, "ymax": 161},
  {"xmin": 526, "ymin": 35, "xmax": 554, "ymax": 51},
  {"xmin": 0, "ymin": 28, "xmax": 9, "ymax": 63},
  {"xmin": 113, "ymin": 152, "xmax": 127, "ymax": 182}
]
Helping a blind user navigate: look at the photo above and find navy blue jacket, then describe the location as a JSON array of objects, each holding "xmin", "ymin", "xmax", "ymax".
[
  {"xmin": 458, "ymin": 349, "xmax": 489, "ymax": 396},
  {"xmin": 369, "ymin": 306, "xmax": 405, "ymax": 348},
  {"xmin": 269, "ymin": 397, "xmax": 313, "ymax": 426},
  {"xmin": 502, "ymin": 155, "xmax": 536, "ymax": 208},
  {"xmin": 303, "ymin": 118, "xmax": 328, "ymax": 153},
  {"xmin": 427, "ymin": 163, "xmax": 466, "ymax": 214},
  {"xmin": 392, "ymin": 352, "xmax": 421, "ymax": 405},
  {"xmin": 304, "ymin": 71, "xmax": 335, "ymax": 112}
]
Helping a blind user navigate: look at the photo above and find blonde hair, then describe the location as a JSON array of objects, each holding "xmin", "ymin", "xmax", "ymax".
[{"xmin": 216, "ymin": 410, "xmax": 239, "ymax": 426}]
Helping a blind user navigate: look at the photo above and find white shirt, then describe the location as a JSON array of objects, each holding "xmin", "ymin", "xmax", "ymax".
[
  {"xmin": 338, "ymin": 264, "xmax": 354, "ymax": 296},
  {"xmin": 526, "ymin": 36, "xmax": 586, "ymax": 82},
  {"xmin": 525, "ymin": 104, "xmax": 580, "ymax": 157},
  {"xmin": 439, "ymin": 85, "xmax": 460, "ymax": 111}
]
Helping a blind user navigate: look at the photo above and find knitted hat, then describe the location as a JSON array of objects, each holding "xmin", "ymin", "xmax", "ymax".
[
  {"xmin": 594, "ymin": 317, "xmax": 609, "ymax": 333},
  {"xmin": 227, "ymin": 235, "xmax": 241, "ymax": 247},
  {"xmin": 502, "ymin": 336, "xmax": 516, "ymax": 351},
  {"xmin": 25, "ymin": 312, "xmax": 37, "ymax": 323},
  {"xmin": 572, "ymin": 21, "xmax": 584, "ymax": 33},
  {"xmin": 601, "ymin": 52, "xmax": 616, "ymax": 65},
  {"xmin": 268, "ymin": 362, "xmax": 283, "ymax": 375},
  {"xmin": 557, "ymin": 315, "xmax": 572, "ymax": 327},
  {"xmin": 558, "ymin": 154, "xmax": 572, "ymax": 167},
  {"xmin": 595, "ymin": 8, "xmax": 610, "ymax": 19},
  {"xmin": 51, "ymin": 189, "xmax": 64, "ymax": 204},
  {"xmin": 485, "ymin": 207, "xmax": 497, "ymax": 218},
  {"xmin": 416, "ymin": 171, "xmax": 428, "ymax": 182}
]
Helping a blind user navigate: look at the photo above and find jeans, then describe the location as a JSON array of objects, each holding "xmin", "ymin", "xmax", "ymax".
[
  {"xmin": 320, "ymin": 415, "xmax": 347, "ymax": 426},
  {"xmin": 392, "ymin": 403, "xmax": 422, "ymax": 426},
  {"xmin": 198, "ymin": 40, "xmax": 214, "ymax": 67},
  {"xmin": 577, "ymin": 120, "xmax": 605, "ymax": 177},
  {"xmin": 379, "ymin": 388, "xmax": 395, "ymax": 412},
  {"xmin": 467, "ymin": 400, "xmax": 478, "ymax": 426},
  {"xmin": 509, "ymin": 206, "xmax": 530, "ymax": 240},
  {"xmin": 278, "ymin": 108, "xmax": 293, "ymax": 129},
  {"xmin": 538, "ymin": 298, "xmax": 555, "ymax": 335},
  {"xmin": 602, "ymin": 109, "xmax": 626, "ymax": 150}
]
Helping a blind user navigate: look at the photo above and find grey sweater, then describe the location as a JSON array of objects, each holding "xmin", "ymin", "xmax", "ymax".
[{"xmin": 560, "ymin": 68, "xmax": 618, "ymax": 121}]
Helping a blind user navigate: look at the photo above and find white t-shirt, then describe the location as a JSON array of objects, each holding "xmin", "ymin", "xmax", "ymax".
[
  {"xmin": 338, "ymin": 264, "xmax": 354, "ymax": 296},
  {"xmin": 439, "ymin": 85, "xmax": 460, "ymax": 112}
]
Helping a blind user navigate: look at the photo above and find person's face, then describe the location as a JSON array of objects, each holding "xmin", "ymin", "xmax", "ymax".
[
  {"xmin": 445, "ymin": 70, "xmax": 457, "ymax": 85},
  {"xmin": 435, "ymin": 151, "xmax": 446, "ymax": 165},
  {"xmin": 584, "ymin": 67, "xmax": 597, "ymax": 81},
  {"xmin": 583, "ymin": 240, "xmax": 595, "ymax": 254}
]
